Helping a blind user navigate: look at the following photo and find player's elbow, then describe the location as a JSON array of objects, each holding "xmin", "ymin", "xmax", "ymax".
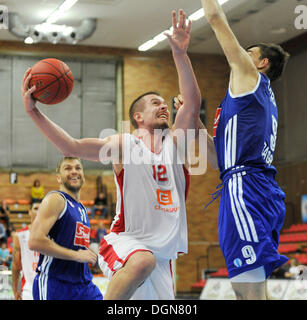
[
  {"xmin": 206, "ymin": 11, "xmax": 218, "ymax": 22},
  {"xmin": 28, "ymin": 238, "xmax": 38, "ymax": 251},
  {"xmin": 28, "ymin": 236, "xmax": 43, "ymax": 252},
  {"xmin": 205, "ymin": 9, "xmax": 228, "ymax": 30},
  {"xmin": 205, "ymin": 10, "xmax": 221, "ymax": 24}
]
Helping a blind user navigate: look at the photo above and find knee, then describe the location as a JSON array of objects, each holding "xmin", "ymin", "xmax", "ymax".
[
  {"xmin": 126, "ymin": 251, "xmax": 156, "ymax": 281},
  {"xmin": 231, "ymin": 282, "xmax": 266, "ymax": 300}
]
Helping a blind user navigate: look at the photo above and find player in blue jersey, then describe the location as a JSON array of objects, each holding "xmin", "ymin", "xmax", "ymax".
[
  {"xmin": 201, "ymin": 0, "xmax": 290, "ymax": 299},
  {"xmin": 29, "ymin": 157, "xmax": 103, "ymax": 300}
]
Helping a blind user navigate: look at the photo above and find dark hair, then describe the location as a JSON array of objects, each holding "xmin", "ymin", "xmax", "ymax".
[
  {"xmin": 129, "ymin": 91, "xmax": 161, "ymax": 129},
  {"xmin": 56, "ymin": 157, "xmax": 83, "ymax": 174},
  {"xmin": 33, "ymin": 179, "xmax": 40, "ymax": 187},
  {"xmin": 246, "ymin": 43, "xmax": 290, "ymax": 82}
]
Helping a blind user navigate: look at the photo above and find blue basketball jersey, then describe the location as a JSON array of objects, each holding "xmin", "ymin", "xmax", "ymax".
[
  {"xmin": 212, "ymin": 72, "xmax": 288, "ymax": 279},
  {"xmin": 213, "ymin": 73, "xmax": 279, "ymax": 180},
  {"xmin": 36, "ymin": 191, "xmax": 93, "ymax": 284}
]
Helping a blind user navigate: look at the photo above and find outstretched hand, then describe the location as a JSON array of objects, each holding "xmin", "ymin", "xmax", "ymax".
[
  {"xmin": 165, "ymin": 9, "xmax": 191, "ymax": 55},
  {"xmin": 21, "ymin": 68, "xmax": 37, "ymax": 113}
]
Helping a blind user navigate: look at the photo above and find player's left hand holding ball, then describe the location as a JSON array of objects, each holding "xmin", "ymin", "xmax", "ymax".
[{"xmin": 21, "ymin": 68, "xmax": 37, "ymax": 113}]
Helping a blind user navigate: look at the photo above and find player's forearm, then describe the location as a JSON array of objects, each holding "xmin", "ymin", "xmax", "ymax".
[
  {"xmin": 11, "ymin": 264, "xmax": 21, "ymax": 293},
  {"xmin": 29, "ymin": 235, "xmax": 79, "ymax": 261},
  {"xmin": 26, "ymin": 107, "xmax": 78, "ymax": 157},
  {"xmin": 172, "ymin": 52, "xmax": 202, "ymax": 117}
]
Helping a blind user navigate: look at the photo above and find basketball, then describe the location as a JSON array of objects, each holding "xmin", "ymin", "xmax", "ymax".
[{"xmin": 29, "ymin": 58, "xmax": 74, "ymax": 105}]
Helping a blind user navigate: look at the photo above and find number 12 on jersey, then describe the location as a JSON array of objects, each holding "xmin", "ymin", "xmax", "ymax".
[{"xmin": 152, "ymin": 165, "xmax": 168, "ymax": 182}]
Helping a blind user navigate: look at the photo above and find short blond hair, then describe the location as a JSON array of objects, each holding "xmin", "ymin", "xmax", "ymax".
[
  {"xmin": 129, "ymin": 91, "xmax": 161, "ymax": 128},
  {"xmin": 56, "ymin": 157, "xmax": 83, "ymax": 174}
]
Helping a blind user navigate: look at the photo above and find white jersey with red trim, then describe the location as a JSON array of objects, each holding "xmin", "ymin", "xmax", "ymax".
[
  {"xmin": 110, "ymin": 132, "xmax": 190, "ymax": 260},
  {"xmin": 17, "ymin": 226, "xmax": 39, "ymax": 299}
]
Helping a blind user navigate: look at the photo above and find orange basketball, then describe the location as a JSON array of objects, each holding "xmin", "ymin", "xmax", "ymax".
[{"xmin": 29, "ymin": 58, "xmax": 74, "ymax": 105}]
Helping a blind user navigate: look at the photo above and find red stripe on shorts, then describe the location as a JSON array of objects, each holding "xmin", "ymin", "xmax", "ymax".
[
  {"xmin": 111, "ymin": 168, "xmax": 125, "ymax": 233},
  {"xmin": 99, "ymin": 238, "xmax": 124, "ymax": 272}
]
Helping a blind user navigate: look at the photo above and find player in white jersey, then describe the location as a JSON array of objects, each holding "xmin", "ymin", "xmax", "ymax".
[
  {"xmin": 98, "ymin": 130, "xmax": 190, "ymax": 299},
  {"xmin": 12, "ymin": 201, "xmax": 41, "ymax": 300},
  {"xmin": 22, "ymin": 10, "xmax": 202, "ymax": 299}
]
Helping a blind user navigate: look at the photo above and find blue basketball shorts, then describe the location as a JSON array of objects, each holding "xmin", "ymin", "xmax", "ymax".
[
  {"xmin": 32, "ymin": 274, "xmax": 103, "ymax": 300},
  {"xmin": 219, "ymin": 171, "xmax": 289, "ymax": 279}
]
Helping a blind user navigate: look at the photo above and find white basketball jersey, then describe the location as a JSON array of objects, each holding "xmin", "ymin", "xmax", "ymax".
[
  {"xmin": 110, "ymin": 133, "xmax": 190, "ymax": 260},
  {"xmin": 17, "ymin": 226, "xmax": 39, "ymax": 298}
]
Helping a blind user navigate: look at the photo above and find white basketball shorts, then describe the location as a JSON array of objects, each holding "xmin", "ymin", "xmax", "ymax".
[{"xmin": 98, "ymin": 232, "xmax": 175, "ymax": 300}]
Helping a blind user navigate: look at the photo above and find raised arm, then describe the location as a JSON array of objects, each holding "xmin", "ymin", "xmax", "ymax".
[
  {"xmin": 28, "ymin": 192, "xmax": 96, "ymax": 265},
  {"xmin": 21, "ymin": 69, "xmax": 122, "ymax": 163},
  {"xmin": 201, "ymin": 0, "xmax": 259, "ymax": 95},
  {"xmin": 165, "ymin": 10, "xmax": 202, "ymax": 131},
  {"xmin": 174, "ymin": 95, "xmax": 218, "ymax": 170}
]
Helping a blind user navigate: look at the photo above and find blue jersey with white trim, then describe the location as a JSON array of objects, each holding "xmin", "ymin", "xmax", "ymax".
[
  {"xmin": 213, "ymin": 73, "xmax": 279, "ymax": 180},
  {"xmin": 36, "ymin": 191, "xmax": 93, "ymax": 284}
]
